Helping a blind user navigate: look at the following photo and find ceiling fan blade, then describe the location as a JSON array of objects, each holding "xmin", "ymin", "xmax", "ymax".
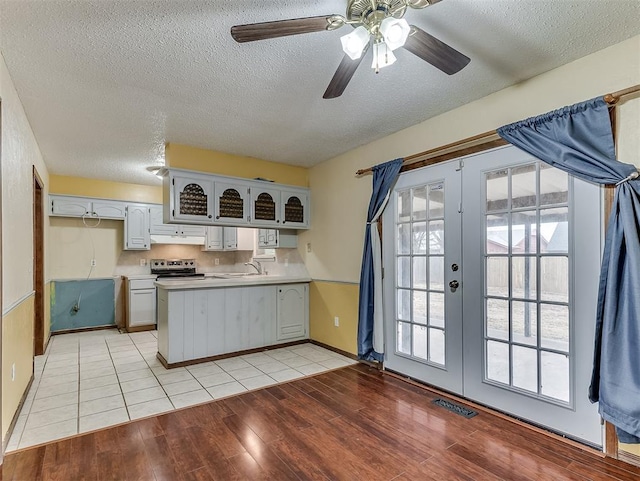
[
  {"xmin": 403, "ymin": 26, "xmax": 470, "ymax": 75},
  {"xmin": 323, "ymin": 44, "xmax": 369, "ymax": 99},
  {"xmin": 231, "ymin": 16, "xmax": 336, "ymax": 43}
]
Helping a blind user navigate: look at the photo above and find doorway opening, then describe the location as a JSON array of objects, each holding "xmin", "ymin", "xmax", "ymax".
[{"xmin": 33, "ymin": 167, "xmax": 45, "ymax": 355}]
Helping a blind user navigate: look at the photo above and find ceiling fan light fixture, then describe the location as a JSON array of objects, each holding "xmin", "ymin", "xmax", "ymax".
[
  {"xmin": 340, "ymin": 26, "xmax": 370, "ymax": 60},
  {"xmin": 371, "ymin": 41, "xmax": 396, "ymax": 72},
  {"xmin": 379, "ymin": 17, "xmax": 410, "ymax": 50}
]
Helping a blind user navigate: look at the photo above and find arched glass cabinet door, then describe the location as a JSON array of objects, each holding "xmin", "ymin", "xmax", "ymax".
[
  {"xmin": 280, "ymin": 189, "xmax": 309, "ymax": 229},
  {"xmin": 251, "ymin": 186, "xmax": 281, "ymax": 227},
  {"xmin": 170, "ymin": 173, "xmax": 215, "ymax": 223},
  {"xmin": 214, "ymin": 181, "xmax": 250, "ymax": 224}
]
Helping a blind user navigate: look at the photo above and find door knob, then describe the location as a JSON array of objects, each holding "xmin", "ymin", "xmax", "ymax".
[{"xmin": 449, "ymin": 280, "xmax": 459, "ymax": 290}]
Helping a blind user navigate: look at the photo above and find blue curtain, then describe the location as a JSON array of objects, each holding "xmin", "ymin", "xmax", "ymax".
[
  {"xmin": 498, "ymin": 97, "xmax": 640, "ymax": 443},
  {"xmin": 358, "ymin": 158, "xmax": 403, "ymax": 361}
]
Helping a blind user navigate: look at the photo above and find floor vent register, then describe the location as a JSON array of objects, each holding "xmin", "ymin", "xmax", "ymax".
[{"xmin": 432, "ymin": 398, "xmax": 478, "ymax": 418}]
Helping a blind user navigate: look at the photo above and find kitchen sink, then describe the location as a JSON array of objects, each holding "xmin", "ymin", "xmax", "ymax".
[{"xmin": 211, "ymin": 272, "xmax": 262, "ymax": 278}]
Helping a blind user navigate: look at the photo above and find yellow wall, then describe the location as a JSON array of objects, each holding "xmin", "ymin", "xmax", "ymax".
[
  {"xmin": 2, "ymin": 297, "xmax": 34, "ymax": 440},
  {"xmin": 166, "ymin": 143, "xmax": 309, "ymax": 187},
  {"xmin": 302, "ymin": 36, "xmax": 640, "ymax": 355},
  {"xmin": 50, "ymin": 174, "xmax": 162, "ymax": 204},
  {"xmin": 309, "ymin": 281, "xmax": 359, "ymax": 356}
]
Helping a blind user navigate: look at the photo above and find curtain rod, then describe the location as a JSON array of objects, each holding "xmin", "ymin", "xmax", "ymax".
[{"xmin": 355, "ymin": 84, "xmax": 640, "ymax": 176}]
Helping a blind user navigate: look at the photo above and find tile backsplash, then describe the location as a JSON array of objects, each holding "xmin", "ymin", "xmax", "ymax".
[{"xmin": 114, "ymin": 245, "xmax": 308, "ymax": 278}]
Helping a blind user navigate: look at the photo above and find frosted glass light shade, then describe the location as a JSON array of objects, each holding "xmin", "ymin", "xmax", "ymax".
[
  {"xmin": 371, "ymin": 41, "xmax": 397, "ymax": 70},
  {"xmin": 340, "ymin": 26, "xmax": 370, "ymax": 60},
  {"xmin": 380, "ymin": 17, "xmax": 410, "ymax": 50}
]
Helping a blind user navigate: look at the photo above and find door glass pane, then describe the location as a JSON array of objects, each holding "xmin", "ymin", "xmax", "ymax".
[
  {"xmin": 412, "ymin": 187, "xmax": 427, "ymax": 221},
  {"xmin": 541, "ymin": 351, "xmax": 570, "ymax": 402},
  {"xmin": 398, "ymin": 190, "xmax": 411, "ymax": 222},
  {"xmin": 429, "ymin": 220, "xmax": 444, "ymax": 254},
  {"xmin": 412, "ymin": 257, "xmax": 427, "ymax": 289},
  {"xmin": 413, "ymin": 291, "xmax": 427, "ymax": 325},
  {"xmin": 397, "ymin": 322, "xmax": 411, "ymax": 354},
  {"xmin": 541, "ymin": 257, "xmax": 568, "ymax": 303},
  {"xmin": 428, "ymin": 183, "xmax": 445, "ymax": 217},
  {"xmin": 511, "ymin": 164, "xmax": 537, "ymax": 209},
  {"xmin": 398, "ymin": 224, "xmax": 410, "ymax": 255},
  {"xmin": 413, "ymin": 325, "xmax": 428, "ymax": 360},
  {"xmin": 540, "ymin": 207, "xmax": 568, "ymax": 253},
  {"xmin": 512, "ymin": 301, "xmax": 537, "ymax": 347},
  {"xmin": 413, "ymin": 222, "xmax": 427, "ymax": 254},
  {"xmin": 540, "ymin": 304, "xmax": 569, "ymax": 352},
  {"xmin": 540, "ymin": 163, "xmax": 568, "ymax": 206},
  {"xmin": 483, "ymin": 162, "xmax": 572, "ymax": 405},
  {"xmin": 512, "ymin": 211, "xmax": 536, "ymax": 254},
  {"xmin": 512, "ymin": 256, "xmax": 537, "ymax": 300},
  {"xmin": 486, "ymin": 257, "xmax": 508, "ymax": 297},
  {"xmin": 397, "ymin": 289, "xmax": 410, "ymax": 321},
  {"xmin": 486, "ymin": 169, "xmax": 508, "ymax": 212},
  {"xmin": 486, "ymin": 298, "xmax": 509, "ymax": 340},
  {"xmin": 486, "ymin": 340, "xmax": 509, "ymax": 384},
  {"xmin": 429, "ymin": 293, "xmax": 445, "ymax": 328},
  {"xmin": 486, "ymin": 214, "xmax": 509, "ymax": 253},
  {"xmin": 429, "ymin": 329, "xmax": 445, "ymax": 365},
  {"xmin": 429, "ymin": 257, "xmax": 444, "ymax": 290},
  {"xmin": 397, "ymin": 256, "xmax": 410, "ymax": 288},
  {"xmin": 513, "ymin": 346, "xmax": 538, "ymax": 393}
]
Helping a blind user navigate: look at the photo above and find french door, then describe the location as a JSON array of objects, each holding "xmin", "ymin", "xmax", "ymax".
[{"xmin": 383, "ymin": 145, "xmax": 602, "ymax": 446}]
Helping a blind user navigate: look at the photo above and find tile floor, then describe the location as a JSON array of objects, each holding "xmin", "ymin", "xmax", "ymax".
[{"xmin": 6, "ymin": 329, "xmax": 357, "ymax": 451}]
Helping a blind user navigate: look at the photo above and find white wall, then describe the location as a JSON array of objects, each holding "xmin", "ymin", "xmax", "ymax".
[
  {"xmin": 1, "ymin": 53, "xmax": 49, "ymax": 304},
  {"xmin": 301, "ymin": 35, "xmax": 640, "ymax": 283}
]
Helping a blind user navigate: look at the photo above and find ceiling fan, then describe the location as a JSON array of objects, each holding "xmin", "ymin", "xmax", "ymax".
[{"xmin": 231, "ymin": 0, "xmax": 470, "ymax": 99}]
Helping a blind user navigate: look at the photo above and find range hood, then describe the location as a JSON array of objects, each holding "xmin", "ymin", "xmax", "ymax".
[{"xmin": 150, "ymin": 235, "xmax": 205, "ymax": 245}]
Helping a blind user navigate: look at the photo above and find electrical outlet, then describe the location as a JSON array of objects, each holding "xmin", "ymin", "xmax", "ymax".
[
  {"xmin": 334, "ymin": 316, "xmax": 339, "ymax": 327},
  {"xmin": 139, "ymin": 259, "xmax": 146, "ymax": 266},
  {"xmin": 90, "ymin": 259, "xmax": 97, "ymax": 267},
  {"xmin": 214, "ymin": 258, "xmax": 220, "ymax": 266},
  {"xmin": 306, "ymin": 242, "xmax": 312, "ymax": 253},
  {"xmin": 284, "ymin": 258, "xmax": 289, "ymax": 267},
  {"xmin": 11, "ymin": 363, "xmax": 15, "ymax": 381}
]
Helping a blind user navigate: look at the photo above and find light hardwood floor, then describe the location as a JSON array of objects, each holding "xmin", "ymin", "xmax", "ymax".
[{"xmin": 4, "ymin": 364, "xmax": 639, "ymax": 480}]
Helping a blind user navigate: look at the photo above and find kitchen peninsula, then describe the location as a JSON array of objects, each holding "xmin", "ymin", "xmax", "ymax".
[{"xmin": 156, "ymin": 275, "xmax": 310, "ymax": 367}]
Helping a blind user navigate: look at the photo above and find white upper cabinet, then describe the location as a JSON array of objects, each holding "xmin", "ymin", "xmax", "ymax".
[
  {"xmin": 214, "ymin": 181, "xmax": 250, "ymax": 225},
  {"xmin": 203, "ymin": 227, "xmax": 254, "ymax": 251},
  {"xmin": 280, "ymin": 189, "xmax": 309, "ymax": 229},
  {"xmin": 149, "ymin": 205, "xmax": 177, "ymax": 235},
  {"xmin": 124, "ymin": 204, "xmax": 150, "ymax": 250},
  {"xmin": 250, "ymin": 186, "xmax": 281, "ymax": 227},
  {"xmin": 164, "ymin": 169, "xmax": 310, "ymax": 229},
  {"xmin": 92, "ymin": 200, "xmax": 127, "ymax": 219},
  {"xmin": 50, "ymin": 195, "xmax": 127, "ymax": 220},
  {"xmin": 167, "ymin": 171, "xmax": 215, "ymax": 224},
  {"xmin": 150, "ymin": 205, "xmax": 205, "ymax": 236}
]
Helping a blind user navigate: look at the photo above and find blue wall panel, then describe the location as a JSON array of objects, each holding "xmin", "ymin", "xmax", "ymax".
[{"xmin": 50, "ymin": 278, "xmax": 115, "ymax": 332}]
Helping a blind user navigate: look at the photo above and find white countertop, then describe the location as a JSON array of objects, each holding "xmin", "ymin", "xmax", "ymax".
[
  {"xmin": 155, "ymin": 275, "xmax": 311, "ymax": 290},
  {"xmin": 124, "ymin": 274, "xmax": 157, "ymax": 280}
]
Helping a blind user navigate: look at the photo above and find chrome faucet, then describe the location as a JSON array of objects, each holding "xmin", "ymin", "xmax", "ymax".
[{"xmin": 244, "ymin": 260, "xmax": 262, "ymax": 275}]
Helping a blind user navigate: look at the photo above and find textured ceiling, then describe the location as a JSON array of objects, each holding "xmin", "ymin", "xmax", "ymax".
[{"xmin": 0, "ymin": 1, "xmax": 639, "ymax": 186}]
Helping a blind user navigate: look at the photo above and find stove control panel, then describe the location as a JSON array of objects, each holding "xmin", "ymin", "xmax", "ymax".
[{"xmin": 151, "ymin": 259, "xmax": 196, "ymax": 271}]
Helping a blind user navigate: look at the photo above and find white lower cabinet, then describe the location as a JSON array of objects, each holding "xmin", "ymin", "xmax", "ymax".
[
  {"xmin": 276, "ymin": 284, "xmax": 308, "ymax": 340},
  {"xmin": 157, "ymin": 282, "xmax": 309, "ymax": 364},
  {"xmin": 126, "ymin": 278, "xmax": 157, "ymax": 331}
]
